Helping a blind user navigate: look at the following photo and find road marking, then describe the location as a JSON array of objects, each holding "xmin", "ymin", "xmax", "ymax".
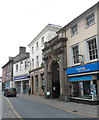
[{"xmin": 4, "ymin": 97, "xmax": 23, "ymax": 120}]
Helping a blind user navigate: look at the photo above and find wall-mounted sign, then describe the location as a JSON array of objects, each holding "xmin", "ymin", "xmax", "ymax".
[
  {"xmin": 68, "ymin": 76, "xmax": 92, "ymax": 82},
  {"xmin": 66, "ymin": 62, "xmax": 99, "ymax": 75},
  {"xmin": 14, "ymin": 74, "xmax": 28, "ymax": 80}
]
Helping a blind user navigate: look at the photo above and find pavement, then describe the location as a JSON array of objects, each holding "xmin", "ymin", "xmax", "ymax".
[{"xmin": 18, "ymin": 93, "xmax": 98, "ymax": 118}]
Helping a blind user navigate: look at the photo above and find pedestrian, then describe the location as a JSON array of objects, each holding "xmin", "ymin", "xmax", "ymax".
[{"xmin": 28, "ymin": 87, "xmax": 31, "ymax": 95}]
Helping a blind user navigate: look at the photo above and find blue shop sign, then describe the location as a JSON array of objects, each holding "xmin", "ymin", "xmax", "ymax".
[
  {"xmin": 68, "ymin": 76, "xmax": 92, "ymax": 82},
  {"xmin": 14, "ymin": 75, "xmax": 28, "ymax": 80},
  {"xmin": 66, "ymin": 62, "xmax": 99, "ymax": 75}
]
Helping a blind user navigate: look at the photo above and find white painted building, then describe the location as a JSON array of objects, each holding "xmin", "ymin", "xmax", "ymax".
[
  {"xmin": 13, "ymin": 47, "xmax": 30, "ymax": 94},
  {"xmin": 28, "ymin": 24, "xmax": 61, "ymax": 95}
]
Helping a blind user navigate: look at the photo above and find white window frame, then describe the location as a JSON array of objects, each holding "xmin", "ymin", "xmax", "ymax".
[
  {"xmin": 36, "ymin": 56, "xmax": 39, "ymax": 67},
  {"xmin": 41, "ymin": 36, "xmax": 44, "ymax": 46},
  {"xmin": 86, "ymin": 36, "xmax": 98, "ymax": 62},
  {"xmin": 32, "ymin": 59, "xmax": 34, "ymax": 68},
  {"xmin": 16, "ymin": 64, "xmax": 18, "ymax": 72},
  {"xmin": 24, "ymin": 61, "xmax": 27, "ymax": 70},
  {"xmin": 36, "ymin": 42, "xmax": 39, "ymax": 51},
  {"xmin": 85, "ymin": 13, "xmax": 95, "ymax": 27},
  {"xmin": 71, "ymin": 24, "xmax": 78, "ymax": 36},
  {"xmin": 32, "ymin": 46, "xmax": 34, "ymax": 54},
  {"xmin": 71, "ymin": 44, "xmax": 80, "ymax": 65}
]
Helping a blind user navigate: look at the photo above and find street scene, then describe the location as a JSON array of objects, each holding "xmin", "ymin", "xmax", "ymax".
[{"xmin": 0, "ymin": 0, "xmax": 99, "ymax": 119}]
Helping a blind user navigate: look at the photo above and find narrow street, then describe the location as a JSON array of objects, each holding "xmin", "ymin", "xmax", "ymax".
[{"xmin": 2, "ymin": 93, "xmax": 97, "ymax": 119}]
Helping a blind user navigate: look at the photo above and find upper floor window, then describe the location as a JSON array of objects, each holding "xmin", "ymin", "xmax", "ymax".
[
  {"xmin": 16, "ymin": 64, "xmax": 18, "ymax": 72},
  {"xmin": 36, "ymin": 42, "xmax": 39, "ymax": 50},
  {"xmin": 86, "ymin": 13, "xmax": 95, "ymax": 27},
  {"xmin": 36, "ymin": 56, "xmax": 39, "ymax": 67},
  {"xmin": 71, "ymin": 24, "xmax": 78, "ymax": 35},
  {"xmin": 87, "ymin": 37, "xmax": 98, "ymax": 61},
  {"xmin": 25, "ymin": 61, "xmax": 27, "ymax": 70},
  {"xmin": 32, "ymin": 46, "xmax": 34, "ymax": 54},
  {"xmin": 32, "ymin": 59, "xmax": 34, "ymax": 68},
  {"xmin": 72, "ymin": 45, "xmax": 79, "ymax": 64},
  {"xmin": 41, "ymin": 37, "xmax": 44, "ymax": 46}
]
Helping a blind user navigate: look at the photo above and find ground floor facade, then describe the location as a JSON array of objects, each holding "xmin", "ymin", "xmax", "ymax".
[
  {"xmin": 66, "ymin": 61, "xmax": 99, "ymax": 104},
  {"xmin": 13, "ymin": 74, "xmax": 29, "ymax": 94},
  {"xmin": 29, "ymin": 67, "xmax": 44, "ymax": 96}
]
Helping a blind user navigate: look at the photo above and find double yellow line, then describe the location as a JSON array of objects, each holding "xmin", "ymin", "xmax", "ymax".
[{"xmin": 4, "ymin": 97, "xmax": 23, "ymax": 120}]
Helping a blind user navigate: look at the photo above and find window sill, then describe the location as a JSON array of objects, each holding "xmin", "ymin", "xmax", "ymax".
[
  {"xmin": 85, "ymin": 22, "xmax": 95, "ymax": 29},
  {"xmin": 70, "ymin": 32, "xmax": 78, "ymax": 37}
]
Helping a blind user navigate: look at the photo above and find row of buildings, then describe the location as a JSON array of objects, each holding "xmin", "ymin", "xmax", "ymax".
[{"xmin": 2, "ymin": 2, "xmax": 99, "ymax": 104}]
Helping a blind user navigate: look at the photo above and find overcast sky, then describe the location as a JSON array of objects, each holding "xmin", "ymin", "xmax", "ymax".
[{"xmin": 0, "ymin": 0, "xmax": 99, "ymax": 76}]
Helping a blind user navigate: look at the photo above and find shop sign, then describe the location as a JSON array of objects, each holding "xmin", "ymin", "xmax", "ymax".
[
  {"xmin": 66, "ymin": 62, "xmax": 99, "ymax": 75},
  {"xmin": 68, "ymin": 76, "xmax": 92, "ymax": 82},
  {"xmin": 14, "ymin": 75, "xmax": 28, "ymax": 81}
]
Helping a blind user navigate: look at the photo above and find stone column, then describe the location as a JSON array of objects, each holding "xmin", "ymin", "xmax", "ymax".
[
  {"xmin": 43, "ymin": 59, "xmax": 48, "ymax": 95},
  {"xmin": 38, "ymin": 73, "xmax": 42, "ymax": 95},
  {"xmin": 21, "ymin": 81, "xmax": 23, "ymax": 94}
]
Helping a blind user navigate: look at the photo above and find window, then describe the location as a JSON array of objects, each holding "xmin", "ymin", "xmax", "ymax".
[
  {"xmin": 87, "ymin": 37, "xmax": 98, "ymax": 61},
  {"xmin": 20, "ymin": 63, "xmax": 22, "ymax": 71},
  {"xmin": 70, "ymin": 80, "xmax": 97, "ymax": 100},
  {"xmin": 36, "ymin": 42, "xmax": 39, "ymax": 50},
  {"xmin": 16, "ymin": 64, "xmax": 18, "ymax": 72},
  {"xmin": 25, "ymin": 61, "xmax": 27, "ymax": 70},
  {"xmin": 32, "ymin": 46, "xmax": 34, "ymax": 54},
  {"xmin": 36, "ymin": 56, "xmax": 39, "ymax": 67},
  {"xmin": 32, "ymin": 59, "xmax": 34, "ymax": 68},
  {"xmin": 71, "ymin": 24, "xmax": 77, "ymax": 35},
  {"xmin": 86, "ymin": 13, "xmax": 95, "ymax": 27},
  {"xmin": 72, "ymin": 45, "xmax": 79, "ymax": 64},
  {"xmin": 41, "ymin": 37, "xmax": 44, "ymax": 46}
]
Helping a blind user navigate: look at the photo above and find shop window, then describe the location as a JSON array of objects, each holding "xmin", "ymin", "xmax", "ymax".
[
  {"xmin": 70, "ymin": 80, "xmax": 97, "ymax": 100},
  {"xmin": 41, "ymin": 74, "xmax": 44, "ymax": 92}
]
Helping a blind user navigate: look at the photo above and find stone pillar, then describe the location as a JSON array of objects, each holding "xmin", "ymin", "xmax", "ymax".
[
  {"xmin": 59, "ymin": 41, "xmax": 69, "ymax": 101},
  {"xmin": 21, "ymin": 81, "xmax": 23, "ymax": 94},
  {"xmin": 38, "ymin": 73, "xmax": 42, "ymax": 95},
  {"xmin": 29, "ymin": 76, "xmax": 32, "ymax": 94},
  {"xmin": 43, "ymin": 59, "xmax": 48, "ymax": 95}
]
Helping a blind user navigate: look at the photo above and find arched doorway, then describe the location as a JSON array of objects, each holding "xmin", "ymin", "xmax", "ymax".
[{"xmin": 51, "ymin": 61, "xmax": 60, "ymax": 98}]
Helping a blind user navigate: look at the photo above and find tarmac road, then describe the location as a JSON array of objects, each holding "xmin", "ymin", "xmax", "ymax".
[{"xmin": 6, "ymin": 96, "xmax": 96, "ymax": 119}]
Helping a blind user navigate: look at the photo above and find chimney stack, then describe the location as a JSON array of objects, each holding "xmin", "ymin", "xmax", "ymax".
[{"xmin": 19, "ymin": 46, "xmax": 26, "ymax": 54}]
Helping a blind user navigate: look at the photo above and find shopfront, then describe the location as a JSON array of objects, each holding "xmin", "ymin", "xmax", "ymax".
[
  {"xmin": 66, "ymin": 62, "xmax": 99, "ymax": 104},
  {"xmin": 14, "ymin": 74, "xmax": 29, "ymax": 94}
]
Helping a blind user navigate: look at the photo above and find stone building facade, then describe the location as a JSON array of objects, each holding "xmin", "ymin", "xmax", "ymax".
[
  {"xmin": 42, "ymin": 35, "xmax": 68, "ymax": 100},
  {"xmin": 2, "ymin": 57, "xmax": 14, "ymax": 89}
]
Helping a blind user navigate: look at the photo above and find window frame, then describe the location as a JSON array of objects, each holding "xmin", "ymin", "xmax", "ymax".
[
  {"xmin": 71, "ymin": 24, "xmax": 78, "ymax": 36},
  {"xmin": 71, "ymin": 44, "xmax": 80, "ymax": 65},
  {"xmin": 85, "ymin": 13, "xmax": 95, "ymax": 27},
  {"xmin": 86, "ymin": 36, "xmax": 98, "ymax": 62},
  {"xmin": 16, "ymin": 64, "xmax": 18, "ymax": 72},
  {"xmin": 36, "ymin": 42, "xmax": 39, "ymax": 51}
]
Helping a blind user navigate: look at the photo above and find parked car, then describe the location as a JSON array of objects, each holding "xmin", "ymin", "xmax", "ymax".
[{"xmin": 4, "ymin": 88, "xmax": 17, "ymax": 97}]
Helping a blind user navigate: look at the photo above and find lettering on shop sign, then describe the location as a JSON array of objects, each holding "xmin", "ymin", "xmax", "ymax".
[
  {"xmin": 14, "ymin": 75, "xmax": 27, "ymax": 80},
  {"xmin": 76, "ymin": 67, "xmax": 90, "ymax": 72}
]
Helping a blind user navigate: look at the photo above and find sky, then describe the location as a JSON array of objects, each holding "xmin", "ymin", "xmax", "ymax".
[{"xmin": 0, "ymin": 0, "xmax": 99, "ymax": 76}]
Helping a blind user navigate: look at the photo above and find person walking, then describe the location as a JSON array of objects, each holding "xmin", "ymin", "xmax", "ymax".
[{"xmin": 28, "ymin": 87, "xmax": 31, "ymax": 95}]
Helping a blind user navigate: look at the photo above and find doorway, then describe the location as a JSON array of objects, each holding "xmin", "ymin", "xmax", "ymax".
[{"xmin": 51, "ymin": 62, "xmax": 60, "ymax": 98}]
